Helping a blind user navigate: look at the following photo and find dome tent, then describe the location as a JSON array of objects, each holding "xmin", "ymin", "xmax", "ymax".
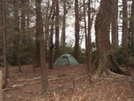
[{"xmin": 54, "ymin": 54, "xmax": 79, "ymax": 66}]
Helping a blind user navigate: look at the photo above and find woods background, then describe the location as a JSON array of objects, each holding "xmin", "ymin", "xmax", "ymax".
[{"xmin": 0, "ymin": 0, "xmax": 134, "ymax": 92}]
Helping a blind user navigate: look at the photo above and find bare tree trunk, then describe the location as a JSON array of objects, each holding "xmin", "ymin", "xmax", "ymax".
[
  {"xmin": 74, "ymin": 0, "xmax": 80, "ymax": 60},
  {"xmin": 83, "ymin": 0, "xmax": 87, "ymax": 61},
  {"xmin": 49, "ymin": 26, "xmax": 54, "ymax": 69},
  {"xmin": 35, "ymin": 0, "xmax": 41, "ymax": 67},
  {"xmin": 55, "ymin": 0, "xmax": 60, "ymax": 60},
  {"xmin": 14, "ymin": 0, "xmax": 21, "ymax": 72},
  {"xmin": 94, "ymin": 0, "xmax": 129, "ymax": 76},
  {"xmin": 122, "ymin": 0, "xmax": 128, "ymax": 54},
  {"xmin": 0, "ymin": 1, "xmax": 2, "ymax": 65},
  {"xmin": 48, "ymin": 0, "xmax": 55, "ymax": 69},
  {"xmin": 95, "ymin": 0, "xmax": 111, "ymax": 75},
  {"xmin": 61, "ymin": 0, "xmax": 67, "ymax": 54},
  {"xmin": 129, "ymin": 0, "xmax": 134, "ymax": 54},
  {"xmin": 35, "ymin": 33, "xmax": 40, "ymax": 67},
  {"xmin": 49, "ymin": 16, "xmax": 54, "ymax": 69},
  {"xmin": 111, "ymin": 0, "xmax": 118, "ymax": 46},
  {"xmin": 21, "ymin": 0, "xmax": 26, "ymax": 39},
  {"xmin": 87, "ymin": 0, "xmax": 92, "ymax": 82},
  {"xmin": 35, "ymin": 0, "xmax": 49, "ymax": 93},
  {"xmin": 2, "ymin": 1, "xmax": 9, "ymax": 88},
  {"xmin": 25, "ymin": 0, "xmax": 36, "ymax": 71}
]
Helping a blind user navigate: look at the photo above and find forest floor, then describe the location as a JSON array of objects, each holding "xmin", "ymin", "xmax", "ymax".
[{"xmin": 1, "ymin": 64, "xmax": 134, "ymax": 101}]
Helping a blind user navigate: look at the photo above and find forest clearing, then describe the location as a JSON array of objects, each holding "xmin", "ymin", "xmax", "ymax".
[
  {"xmin": 1, "ymin": 64, "xmax": 134, "ymax": 101},
  {"xmin": 1, "ymin": 0, "xmax": 134, "ymax": 101}
]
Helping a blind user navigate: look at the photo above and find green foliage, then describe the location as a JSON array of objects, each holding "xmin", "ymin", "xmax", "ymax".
[
  {"xmin": 127, "ymin": 56, "xmax": 134, "ymax": 65},
  {"xmin": 7, "ymin": 46, "xmax": 15, "ymax": 65},
  {"xmin": 113, "ymin": 46, "xmax": 134, "ymax": 66},
  {"xmin": 7, "ymin": 43, "xmax": 36, "ymax": 66},
  {"xmin": 91, "ymin": 50, "xmax": 97, "ymax": 62},
  {"xmin": 20, "ymin": 44, "xmax": 35, "ymax": 64},
  {"xmin": 113, "ymin": 47, "xmax": 127, "ymax": 64},
  {"xmin": 129, "ymin": 42, "xmax": 134, "ymax": 56},
  {"xmin": 78, "ymin": 49, "xmax": 86, "ymax": 63}
]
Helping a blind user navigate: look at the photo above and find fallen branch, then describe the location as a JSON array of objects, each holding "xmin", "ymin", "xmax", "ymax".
[
  {"xmin": 3, "ymin": 75, "xmax": 68, "ymax": 90},
  {"xmin": 18, "ymin": 77, "xmax": 41, "ymax": 81},
  {"xmin": 3, "ymin": 73, "xmax": 97, "ymax": 90},
  {"xmin": 2, "ymin": 81, "xmax": 41, "ymax": 91},
  {"xmin": 17, "ymin": 74, "xmax": 67, "ymax": 82}
]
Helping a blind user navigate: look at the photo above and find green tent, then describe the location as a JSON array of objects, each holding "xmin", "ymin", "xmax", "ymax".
[{"xmin": 54, "ymin": 54, "xmax": 79, "ymax": 66}]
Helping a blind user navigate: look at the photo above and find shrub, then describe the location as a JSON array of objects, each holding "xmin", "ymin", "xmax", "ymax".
[{"xmin": 113, "ymin": 47, "xmax": 127, "ymax": 64}]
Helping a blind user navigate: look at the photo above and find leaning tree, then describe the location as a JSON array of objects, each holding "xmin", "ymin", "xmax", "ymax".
[{"xmin": 94, "ymin": 0, "xmax": 129, "ymax": 76}]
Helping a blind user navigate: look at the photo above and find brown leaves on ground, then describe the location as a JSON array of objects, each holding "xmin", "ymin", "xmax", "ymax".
[{"xmin": 1, "ymin": 64, "xmax": 134, "ymax": 101}]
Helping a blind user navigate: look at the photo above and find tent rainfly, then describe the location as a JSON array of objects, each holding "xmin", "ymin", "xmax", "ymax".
[{"xmin": 54, "ymin": 54, "xmax": 79, "ymax": 66}]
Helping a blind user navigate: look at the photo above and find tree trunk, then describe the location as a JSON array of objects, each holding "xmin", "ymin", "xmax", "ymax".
[
  {"xmin": 49, "ymin": 28, "xmax": 54, "ymax": 69},
  {"xmin": 87, "ymin": 0, "xmax": 92, "ymax": 73},
  {"xmin": 95, "ymin": 0, "xmax": 129, "ymax": 76},
  {"xmin": 35, "ymin": 33, "xmax": 40, "ymax": 67},
  {"xmin": 74, "ymin": 0, "xmax": 80, "ymax": 60},
  {"xmin": 0, "ymin": 1, "xmax": 2, "ymax": 64},
  {"xmin": 14, "ymin": 0, "xmax": 21, "ymax": 72},
  {"xmin": 129, "ymin": 0, "xmax": 134, "ymax": 54},
  {"xmin": 87, "ymin": 0, "xmax": 92, "ymax": 83},
  {"xmin": 48, "ymin": 0, "xmax": 55, "ymax": 69},
  {"xmin": 35, "ymin": 0, "xmax": 49, "ymax": 93},
  {"xmin": 49, "ymin": 16, "xmax": 54, "ymax": 69},
  {"xmin": 61, "ymin": 0, "xmax": 67, "ymax": 54},
  {"xmin": 55, "ymin": 0, "xmax": 60, "ymax": 60},
  {"xmin": 25, "ymin": 0, "xmax": 36, "ymax": 71},
  {"xmin": 35, "ymin": 0, "xmax": 41, "ymax": 67},
  {"xmin": 2, "ymin": 1, "xmax": 9, "ymax": 88},
  {"xmin": 111, "ymin": 0, "xmax": 118, "ymax": 46},
  {"xmin": 122, "ymin": 0, "xmax": 128, "ymax": 56},
  {"xmin": 21, "ymin": 0, "xmax": 26, "ymax": 39}
]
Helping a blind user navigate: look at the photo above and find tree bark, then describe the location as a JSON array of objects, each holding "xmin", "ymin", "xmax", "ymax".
[
  {"xmin": 87, "ymin": 0, "xmax": 92, "ymax": 73},
  {"xmin": 35, "ymin": 32, "xmax": 40, "ymax": 67},
  {"xmin": 129, "ymin": 0, "xmax": 134, "ymax": 54},
  {"xmin": 49, "ymin": 28, "xmax": 54, "ymax": 69},
  {"xmin": 122, "ymin": 0, "xmax": 128, "ymax": 55},
  {"xmin": 35, "ymin": 0, "xmax": 41, "ymax": 67},
  {"xmin": 61, "ymin": 0, "xmax": 67, "ymax": 54},
  {"xmin": 55, "ymin": 0, "xmax": 60, "ymax": 60},
  {"xmin": 49, "ymin": 17, "xmax": 54, "ymax": 69},
  {"xmin": 13, "ymin": 0, "xmax": 21, "ymax": 72},
  {"xmin": 111, "ymin": 0, "xmax": 118, "ymax": 46},
  {"xmin": 48, "ymin": 0, "xmax": 55, "ymax": 69},
  {"xmin": 35, "ymin": 0, "xmax": 49, "ymax": 93},
  {"xmin": 87, "ymin": 0, "xmax": 92, "ymax": 82},
  {"xmin": 94, "ymin": 0, "xmax": 129, "ymax": 76},
  {"xmin": 74, "ymin": 0, "xmax": 80, "ymax": 60},
  {"xmin": 21, "ymin": 0, "xmax": 26, "ymax": 38},
  {"xmin": 25, "ymin": 0, "xmax": 36, "ymax": 71},
  {"xmin": 2, "ymin": 1, "xmax": 9, "ymax": 88}
]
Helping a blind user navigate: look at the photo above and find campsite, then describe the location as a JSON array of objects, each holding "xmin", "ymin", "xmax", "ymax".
[
  {"xmin": 54, "ymin": 54, "xmax": 79, "ymax": 66},
  {"xmin": 1, "ymin": 64, "xmax": 134, "ymax": 101},
  {"xmin": 1, "ymin": 0, "xmax": 134, "ymax": 101}
]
